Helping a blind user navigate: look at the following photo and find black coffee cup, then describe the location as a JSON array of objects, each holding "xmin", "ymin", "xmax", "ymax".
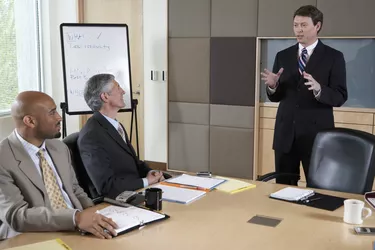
[{"xmin": 145, "ymin": 188, "xmax": 162, "ymax": 211}]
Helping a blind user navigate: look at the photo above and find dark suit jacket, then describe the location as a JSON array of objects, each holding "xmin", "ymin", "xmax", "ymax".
[
  {"xmin": 268, "ymin": 40, "xmax": 348, "ymax": 153},
  {"xmin": 0, "ymin": 132, "xmax": 93, "ymax": 239},
  {"xmin": 78, "ymin": 112, "xmax": 152, "ymax": 199}
]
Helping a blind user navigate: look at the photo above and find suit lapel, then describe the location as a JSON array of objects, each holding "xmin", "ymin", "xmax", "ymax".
[
  {"xmin": 8, "ymin": 132, "xmax": 47, "ymax": 197},
  {"xmin": 46, "ymin": 142, "xmax": 70, "ymax": 193},
  {"xmin": 287, "ymin": 44, "xmax": 300, "ymax": 83},
  {"xmin": 305, "ymin": 40, "xmax": 325, "ymax": 74},
  {"xmin": 93, "ymin": 112, "xmax": 134, "ymax": 156}
]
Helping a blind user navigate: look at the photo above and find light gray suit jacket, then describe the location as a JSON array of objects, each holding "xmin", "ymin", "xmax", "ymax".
[{"xmin": 0, "ymin": 132, "xmax": 94, "ymax": 239}]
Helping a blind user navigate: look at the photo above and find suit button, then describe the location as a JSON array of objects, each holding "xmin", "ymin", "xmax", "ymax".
[
  {"xmin": 293, "ymin": 120, "xmax": 296, "ymax": 124},
  {"xmin": 296, "ymin": 104, "xmax": 299, "ymax": 108}
]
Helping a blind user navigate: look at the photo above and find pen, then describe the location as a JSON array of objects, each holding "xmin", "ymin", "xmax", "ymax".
[
  {"xmin": 305, "ymin": 197, "xmax": 322, "ymax": 203},
  {"xmin": 160, "ymin": 182, "xmax": 209, "ymax": 192},
  {"xmin": 300, "ymin": 193, "xmax": 315, "ymax": 201}
]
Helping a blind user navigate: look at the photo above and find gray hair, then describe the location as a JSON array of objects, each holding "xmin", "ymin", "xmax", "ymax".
[{"xmin": 84, "ymin": 74, "xmax": 115, "ymax": 111}]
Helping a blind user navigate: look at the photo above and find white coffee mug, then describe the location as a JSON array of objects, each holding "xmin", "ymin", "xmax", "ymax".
[{"xmin": 343, "ymin": 199, "xmax": 372, "ymax": 224}]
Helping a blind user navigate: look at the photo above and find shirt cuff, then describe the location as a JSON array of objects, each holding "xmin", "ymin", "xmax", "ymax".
[
  {"xmin": 73, "ymin": 209, "xmax": 79, "ymax": 226},
  {"xmin": 142, "ymin": 178, "xmax": 149, "ymax": 187},
  {"xmin": 314, "ymin": 89, "xmax": 321, "ymax": 99},
  {"xmin": 267, "ymin": 83, "xmax": 278, "ymax": 94}
]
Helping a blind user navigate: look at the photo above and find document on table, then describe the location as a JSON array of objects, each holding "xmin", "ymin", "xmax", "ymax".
[
  {"xmin": 97, "ymin": 205, "xmax": 167, "ymax": 234},
  {"xmin": 6, "ymin": 239, "xmax": 71, "ymax": 250},
  {"xmin": 153, "ymin": 184, "xmax": 206, "ymax": 204},
  {"xmin": 364, "ymin": 191, "xmax": 375, "ymax": 209},
  {"xmin": 215, "ymin": 176, "xmax": 256, "ymax": 194},
  {"xmin": 165, "ymin": 174, "xmax": 226, "ymax": 190},
  {"xmin": 270, "ymin": 187, "xmax": 314, "ymax": 201}
]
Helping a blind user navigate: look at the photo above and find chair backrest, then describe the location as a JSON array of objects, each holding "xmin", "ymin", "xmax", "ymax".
[
  {"xmin": 308, "ymin": 128, "xmax": 375, "ymax": 194},
  {"xmin": 63, "ymin": 132, "xmax": 100, "ymax": 200}
]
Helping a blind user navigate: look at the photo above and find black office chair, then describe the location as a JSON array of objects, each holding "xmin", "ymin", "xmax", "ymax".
[
  {"xmin": 257, "ymin": 128, "xmax": 375, "ymax": 194},
  {"xmin": 63, "ymin": 132, "xmax": 102, "ymax": 203}
]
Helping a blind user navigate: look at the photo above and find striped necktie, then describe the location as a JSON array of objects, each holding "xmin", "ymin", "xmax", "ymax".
[
  {"xmin": 117, "ymin": 124, "xmax": 126, "ymax": 143},
  {"xmin": 298, "ymin": 48, "xmax": 308, "ymax": 75},
  {"xmin": 37, "ymin": 149, "xmax": 68, "ymax": 209}
]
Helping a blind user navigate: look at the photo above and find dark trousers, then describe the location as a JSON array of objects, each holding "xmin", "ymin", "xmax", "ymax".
[{"xmin": 274, "ymin": 135, "xmax": 313, "ymax": 185}]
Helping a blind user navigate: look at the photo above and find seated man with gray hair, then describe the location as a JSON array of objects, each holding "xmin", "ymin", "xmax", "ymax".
[{"xmin": 78, "ymin": 74, "xmax": 164, "ymax": 199}]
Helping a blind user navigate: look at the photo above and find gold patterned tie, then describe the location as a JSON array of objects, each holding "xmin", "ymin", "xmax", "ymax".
[
  {"xmin": 117, "ymin": 124, "xmax": 126, "ymax": 142},
  {"xmin": 37, "ymin": 149, "xmax": 67, "ymax": 209}
]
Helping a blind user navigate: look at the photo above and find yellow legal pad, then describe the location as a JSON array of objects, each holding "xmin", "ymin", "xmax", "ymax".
[
  {"xmin": 5, "ymin": 238, "xmax": 71, "ymax": 250},
  {"xmin": 215, "ymin": 176, "xmax": 256, "ymax": 194}
]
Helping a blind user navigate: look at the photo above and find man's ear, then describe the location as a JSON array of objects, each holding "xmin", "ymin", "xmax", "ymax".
[
  {"xmin": 316, "ymin": 21, "xmax": 321, "ymax": 33},
  {"xmin": 100, "ymin": 92, "xmax": 108, "ymax": 103},
  {"xmin": 23, "ymin": 115, "xmax": 36, "ymax": 128}
]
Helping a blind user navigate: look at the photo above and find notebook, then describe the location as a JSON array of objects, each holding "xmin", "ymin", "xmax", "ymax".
[
  {"xmin": 165, "ymin": 174, "xmax": 226, "ymax": 190},
  {"xmin": 302, "ymin": 192, "xmax": 345, "ymax": 211},
  {"xmin": 6, "ymin": 239, "xmax": 71, "ymax": 250},
  {"xmin": 215, "ymin": 176, "xmax": 256, "ymax": 194},
  {"xmin": 153, "ymin": 184, "xmax": 206, "ymax": 204},
  {"xmin": 270, "ymin": 187, "xmax": 314, "ymax": 201},
  {"xmin": 367, "ymin": 198, "xmax": 375, "ymax": 209},
  {"xmin": 364, "ymin": 191, "xmax": 375, "ymax": 209},
  {"xmin": 97, "ymin": 205, "xmax": 169, "ymax": 235}
]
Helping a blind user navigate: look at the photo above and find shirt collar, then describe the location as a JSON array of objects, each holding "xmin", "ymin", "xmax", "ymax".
[
  {"xmin": 14, "ymin": 129, "xmax": 46, "ymax": 155},
  {"xmin": 102, "ymin": 114, "xmax": 120, "ymax": 130},
  {"xmin": 298, "ymin": 39, "xmax": 319, "ymax": 56}
]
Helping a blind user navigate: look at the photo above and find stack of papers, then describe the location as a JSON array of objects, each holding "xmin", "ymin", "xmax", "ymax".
[
  {"xmin": 165, "ymin": 174, "xmax": 226, "ymax": 190},
  {"xmin": 215, "ymin": 176, "xmax": 256, "ymax": 194},
  {"xmin": 153, "ymin": 184, "xmax": 206, "ymax": 204},
  {"xmin": 270, "ymin": 187, "xmax": 314, "ymax": 201}
]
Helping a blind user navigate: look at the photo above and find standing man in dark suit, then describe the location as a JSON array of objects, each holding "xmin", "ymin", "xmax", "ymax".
[
  {"xmin": 78, "ymin": 74, "xmax": 164, "ymax": 199},
  {"xmin": 0, "ymin": 91, "xmax": 117, "ymax": 239},
  {"xmin": 261, "ymin": 5, "xmax": 347, "ymax": 185}
]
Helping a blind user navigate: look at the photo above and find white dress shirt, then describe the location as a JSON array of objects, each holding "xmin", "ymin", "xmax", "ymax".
[
  {"xmin": 268, "ymin": 39, "xmax": 321, "ymax": 98},
  {"xmin": 102, "ymin": 114, "xmax": 149, "ymax": 187},
  {"xmin": 298, "ymin": 39, "xmax": 318, "ymax": 59}
]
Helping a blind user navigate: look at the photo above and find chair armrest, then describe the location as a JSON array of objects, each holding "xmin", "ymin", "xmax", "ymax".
[{"xmin": 257, "ymin": 172, "xmax": 300, "ymax": 182}]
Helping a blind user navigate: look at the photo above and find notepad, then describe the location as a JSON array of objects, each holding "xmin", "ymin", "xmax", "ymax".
[
  {"xmin": 6, "ymin": 239, "xmax": 71, "ymax": 250},
  {"xmin": 367, "ymin": 198, "xmax": 375, "ymax": 209},
  {"xmin": 364, "ymin": 191, "xmax": 375, "ymax": 210},
  {"xmin": 97, "ymin": 205, "xmax": 167, "ymax": 234},
  {"xmin": 165, "ymin": 174, "xmax": 226, "ymax": 190},
  {"xmin": 270, "ymin": 187, "xmax": 314, "ymax": 201},
  {"xmin": 153, "ymin": 184, "xmax": 206, "ymax": 204},
  {"xmin": 215, "ymin": 176, "xmax": 256, "ymax": 194}
]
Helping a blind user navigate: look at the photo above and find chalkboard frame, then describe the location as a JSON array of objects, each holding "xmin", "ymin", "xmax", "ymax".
[{"xmin": 60, "ymin": 23, "xmax": 133, "ymax": 115}]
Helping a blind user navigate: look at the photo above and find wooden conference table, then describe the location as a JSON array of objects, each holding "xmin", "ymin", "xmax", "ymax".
[{"xmin": 0, "ymin": 181, "xmax": 374, "ymax": 250}]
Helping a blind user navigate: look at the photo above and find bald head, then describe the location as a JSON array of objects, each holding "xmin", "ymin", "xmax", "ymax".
[
  {"xmin": 11, "ymin": 91, "xmax": 62, "ymax": 143},
  {"xmin": 11, "ymin": 91, "xmax": 54, "ymax": 125}
]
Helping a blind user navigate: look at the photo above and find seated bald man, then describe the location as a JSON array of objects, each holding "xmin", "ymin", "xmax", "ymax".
[{"xmin": 0, "ymin": 91, "xmax": 118, "ymax": 239}]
